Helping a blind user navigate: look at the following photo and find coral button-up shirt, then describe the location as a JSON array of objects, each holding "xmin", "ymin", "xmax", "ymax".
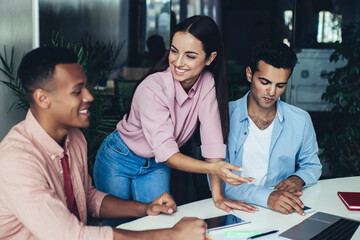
[
  {"xmin": 117, "ymin": 68, "xmax": 226, "ymax": 163},
  {"xmin": 0, "ymin": 110, "xmax": 113, "ymax": 240}
]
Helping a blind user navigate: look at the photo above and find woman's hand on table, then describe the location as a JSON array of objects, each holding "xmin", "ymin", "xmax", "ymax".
[{"xmin": 213, "ymin": 196, "xmax": 258, "ymax": 213}]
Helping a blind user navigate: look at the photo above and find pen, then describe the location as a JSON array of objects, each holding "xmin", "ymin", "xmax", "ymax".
[
  {"xmin": 247, "ymin": 230, "xmax": 279, "ymax": 239},
  {"xmin": 225, "ymin": 231, "xmax": 262, "ymax": 237}
]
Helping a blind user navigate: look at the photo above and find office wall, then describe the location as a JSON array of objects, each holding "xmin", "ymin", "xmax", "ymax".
[
  {"xmin": 39, "ymin": 0, "xmax": 129, "ymax": 67},
  {"xmin": 0, "ymin": 0, "xmax": 33, "ymax": 140},
  {"xmin": 0, "ymin": 0, "xmax": 130, "ymax": 140}
]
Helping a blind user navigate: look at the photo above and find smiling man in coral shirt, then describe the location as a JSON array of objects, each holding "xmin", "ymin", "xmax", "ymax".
[{"xmin": 0, "ymin": 46, "xmax": 207, "ymax": 240}]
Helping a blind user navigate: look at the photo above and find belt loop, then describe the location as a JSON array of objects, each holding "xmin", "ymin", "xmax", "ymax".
[{"xmin": 144, "ymin": 159, "xmax": 149, "ymax": 167}]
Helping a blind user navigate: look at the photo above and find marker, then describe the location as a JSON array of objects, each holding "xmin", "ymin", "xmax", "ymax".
[
  {"xmin": 247, "ymin": 230, "xmax": 279, "ymax": 239},
  {"xmin": 225, "ymin": 231, "xmax": 262, "ymax": 237}
]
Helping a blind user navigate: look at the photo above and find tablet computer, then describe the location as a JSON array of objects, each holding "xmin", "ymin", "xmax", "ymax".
[{"xmin": 205, "ymin": 213, "xmax": 250, "ymax": 232}]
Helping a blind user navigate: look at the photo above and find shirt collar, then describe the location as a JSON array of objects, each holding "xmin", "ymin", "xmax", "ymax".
[
  {"xmin": 174, "ymin": 70, "xmax": 203, "ymax": 106},
  {"xmin": 239, "ymin": 91, "xmax": 284, "ymax": 123},
  {"xmin": 238, "ymin": 92, "xmax": 250, "ymax": 122},
  {"xmin": 276, "ymin": 99, "xmax": 284, "ymax": 122},
  {"xmin": 24, "ymin": 109, "xmax": 69, "ymax": 160}
]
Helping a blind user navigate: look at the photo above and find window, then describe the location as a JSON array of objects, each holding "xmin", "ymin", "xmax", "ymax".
[{"xmin": 317, "ymin": 11, "xmax": 342, "ymax": 43}]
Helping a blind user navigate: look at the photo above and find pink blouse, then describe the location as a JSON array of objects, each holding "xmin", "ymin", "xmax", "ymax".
[{"xmin": 117, "ymin": 68, "xmax": 226, "ymax": 163}]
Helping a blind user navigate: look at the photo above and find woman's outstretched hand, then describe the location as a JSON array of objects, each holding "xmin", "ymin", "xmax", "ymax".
[{"xmin": 210, "ymin": 160, "xmax": 254, "ymax": 186}]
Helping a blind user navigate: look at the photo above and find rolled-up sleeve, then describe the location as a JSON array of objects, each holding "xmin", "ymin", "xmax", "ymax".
[
  {"xmin": 135, "ymin": 85, "xmax": 180, "ymax": 163},
  {"xmin": 198, "ymin": 85, "xmax": 226, "ymax": 159},
  {"xmin": 86, "ymin": 178, "xmax": 108, "ymax": 218},
  {"xmin": 0, "ymin": 158, "xmax": 113, "ymax": 240}
]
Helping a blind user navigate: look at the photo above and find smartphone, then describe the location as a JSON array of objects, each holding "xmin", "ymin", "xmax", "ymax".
[
  {"xmin": 293, "ymin": 205, "xmax": 315, "ymax": 215},
  {"xmin": 294, "ymin": 205, "xmax": 315, "ymax": 214},
  {"xmin": 302, "ymin": 206, "xmax": 315, "ymax": 214},
  {"xmin": 205, "ymin": 213, "xmax": 249, "ymax": 232}
]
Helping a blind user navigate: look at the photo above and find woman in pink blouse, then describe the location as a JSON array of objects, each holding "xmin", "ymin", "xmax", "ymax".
[{"xmin": 94, "ymin": 15, "xmax": 256, "ymax": 226}]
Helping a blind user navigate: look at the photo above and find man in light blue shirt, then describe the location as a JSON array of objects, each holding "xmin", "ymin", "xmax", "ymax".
[{"xmin": 223, "ymin": 40, "xmax": 322, "ymax": 215}]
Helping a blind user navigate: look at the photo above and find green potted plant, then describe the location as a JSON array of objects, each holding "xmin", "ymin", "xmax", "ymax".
[{"xmin": 321, "ymin": 22, "xmax": 360, "ymax": 177}]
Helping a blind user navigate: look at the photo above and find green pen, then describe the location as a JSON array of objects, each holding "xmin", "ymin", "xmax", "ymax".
[{"xmin": 225, "ymin": 231, "xmax": 262, "ymax": 237}]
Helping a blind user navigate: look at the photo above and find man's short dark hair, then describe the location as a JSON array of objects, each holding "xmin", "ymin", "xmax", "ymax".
[
  {"xmin": 249, "ymin": 40, "xmax": 298, "ymax": 74},
  {"xmin": 18, "ymin": 46, "xmax": 78, "ymax": 104}
]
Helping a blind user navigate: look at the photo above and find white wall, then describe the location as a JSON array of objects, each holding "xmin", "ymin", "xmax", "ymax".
[{"xmin": 0, "ymin": 0, "xmax": 34, "ymax": 140}]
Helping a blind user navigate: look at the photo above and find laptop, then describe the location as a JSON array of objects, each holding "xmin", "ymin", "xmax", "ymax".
[{"xmin": 279, "ymin": 212, "xmax": 360, "ymax": 240}]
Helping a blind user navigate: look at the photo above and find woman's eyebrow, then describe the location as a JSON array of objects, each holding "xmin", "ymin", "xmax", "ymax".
[{"xmin": 171, "ymin": 45, "xmax": 199, "ymax": 55}]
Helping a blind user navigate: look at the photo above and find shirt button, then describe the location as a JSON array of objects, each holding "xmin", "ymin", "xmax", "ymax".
[
  {"xmin": 60, "ymin": 170, "xmax": 63, "ymax": 174},
  {"xmin": 50, "ymin": 154, "xmax": 56, "ymax": 160},
  {"xmin": 244, "ymin": 132, "xmax": 247, "ymax": 135}
]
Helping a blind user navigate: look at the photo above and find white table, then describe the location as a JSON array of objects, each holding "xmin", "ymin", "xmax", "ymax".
[{"xmin": 118, "ymin": 177, "xmax": 360, "ymax": 239}]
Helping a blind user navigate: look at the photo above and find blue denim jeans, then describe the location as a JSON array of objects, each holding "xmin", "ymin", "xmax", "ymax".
[{"xmin": 94, "ymin": 130, "xmax": 170, "ymax": 226}]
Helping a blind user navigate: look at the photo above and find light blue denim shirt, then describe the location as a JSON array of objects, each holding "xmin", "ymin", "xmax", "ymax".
[{"xmin": 223, "ymin": 92, "xmax": 322, "ymax": 208}]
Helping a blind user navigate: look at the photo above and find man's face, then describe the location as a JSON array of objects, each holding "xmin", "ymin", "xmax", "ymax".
[
  {"xmin": 246, "ymin": 60, "xmax": 291, "ymax": 111},
  {"xmin": 48, "ymin": 63, "xmax": 93, "ymax": 129}
]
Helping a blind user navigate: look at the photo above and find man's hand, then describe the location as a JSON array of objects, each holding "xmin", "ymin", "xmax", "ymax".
[
  {"xmin": 268, "ymin": 190, "xmax": 305, "ymax": 215},
  {"xmin": 113, "ymin": 217, "xmax": 207, "ymax": 240},
  {"xmin": 213, "ymin": 197, "xmax": 258, "ymax": 213},
  {"xmin": 209, "ymin": 160, "xmax": 254, "ymax": 186},
  {"xmin": 275, "ymin": 176, "xmax": 304, "ymax": 193},
  {"xmin": 171, "ymin": 217, "xmax": 207, "ymax": 240},
  {"xmin": 146, "ymin": 192, "xmax": 177, "ymax": 216}
]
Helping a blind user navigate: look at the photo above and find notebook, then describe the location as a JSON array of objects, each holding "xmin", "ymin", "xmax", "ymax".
[
  {"xmin": 338, "ymin": 192, "xmax": 360, "ymax": 210},
  {"xmin": 279, "ymin": 212, "xmax": 360, "ymax": 240}
]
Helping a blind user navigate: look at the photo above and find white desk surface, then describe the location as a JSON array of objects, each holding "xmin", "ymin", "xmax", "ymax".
[{"xmin": 118, "ymin": 176, "xmax": 360, "ymax": 239}]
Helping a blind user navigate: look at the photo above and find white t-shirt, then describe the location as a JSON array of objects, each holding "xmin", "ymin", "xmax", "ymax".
[{"xmin": 241, "ymin": 117, "xmax": 274, "ymax": 186}]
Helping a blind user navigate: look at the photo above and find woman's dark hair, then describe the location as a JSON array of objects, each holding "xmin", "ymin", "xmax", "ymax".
[{"xmin": 128, "ymin": 15, "xmax": 229, "ymax": 142}]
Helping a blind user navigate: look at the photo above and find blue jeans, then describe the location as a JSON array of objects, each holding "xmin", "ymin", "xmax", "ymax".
[{"xmin": 94, "ymin": 130, "xmax": 170, "ymax": 226}]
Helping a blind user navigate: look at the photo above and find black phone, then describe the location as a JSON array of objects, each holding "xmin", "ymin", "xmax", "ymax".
[
  {"xmin": 294, "ymin": 205, "xmax": 315, "ymax": 214},
  {"xmin": 302, "ymin": 205, "xmax": 315, "ymax": 213}
]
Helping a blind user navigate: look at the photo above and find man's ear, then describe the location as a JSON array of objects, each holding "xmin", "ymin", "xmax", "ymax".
[
  {"xmin": 246, "ymin": 67, "xmax": 253, "ymax": 83},
  {"xmin": 205, "ymin": 51, "xmax": 217, "ymax": 66},
  {"xmin": 33, "ymin": 89, "xmax": 51, "ymax": 109}
]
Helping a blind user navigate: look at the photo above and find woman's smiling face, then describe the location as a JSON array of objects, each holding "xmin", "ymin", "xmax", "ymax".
[{"xmin": 168, "ymin": 31, "xmax": 216, "ymax": 91}]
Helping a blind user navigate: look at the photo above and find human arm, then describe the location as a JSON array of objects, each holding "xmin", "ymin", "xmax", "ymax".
[
  {"xmin": 165, "ymin": 153, "xmax": 255, "ymax": 212},
  {"xmin": 223, "ymin": 180, "xmax": 304, "ymax": 214},
  {"xmin": 287, "ymin": 113, "xmax": 322, "ymax": 188},
  {"xmin": 112, "ymin": 217, "xmax": 207, "ymax": 240},
  {"xmin": 105, "ymin": 193, "xmax": 207, "ymax": 240},
  {"xmin": 274, "ymin": 175, "xmax": 305, "ymax": 192},
  {"xmin": 165, "ymin": 153, "xmax": 253, "ymax": 185},
  {"xmin": 100, "ymin": 192, "xmax": 177, "ymax": 219},
  {"xmin": 206, "ymin": 158, "xmax": 258, "ymax": 213},
  {"xmin": 0, "ymin": 156, "xmax": 113, "ymax": 240}
]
